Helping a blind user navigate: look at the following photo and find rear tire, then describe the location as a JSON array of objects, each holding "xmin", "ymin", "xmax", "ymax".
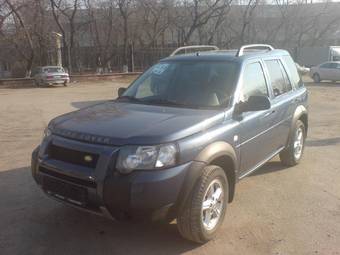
[
  {"xmin": 177, "ymin": 165, "xmax": 228, "ymax": 243},
  {"xmin": 280, "ymin": 120, "xmax": 306, "ymax": 166},
  {"xmin": 313, "ymin": 73, "xmax": 321, "ymax": 83}
]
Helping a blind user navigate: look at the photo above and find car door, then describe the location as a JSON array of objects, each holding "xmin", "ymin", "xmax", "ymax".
[
  {"xmin": 335, "ymin": 63, "xmax": 340, "ymax": 81},
  {"xmin": 327, "ymin": 63, "xmax": 339, "ymax": 81},
  {"xmin": 263, "ymin": 58, "xmax": 296, "ymax": 151},
  {"xmin": 318, "ymin": 63, "xmax": 333, "ymax": 80},
  {"xmin": 237, "ymin": 60, "xmax": 277, "ymax": 176},
  {"xmin": 330, "ymin": 63, "xmax": 340, "ymax": 81}
]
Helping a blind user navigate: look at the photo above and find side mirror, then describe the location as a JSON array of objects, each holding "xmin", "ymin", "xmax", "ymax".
[
  {"xmin": 235, "ymin": 95, "xmax": 271, "ymax": 114},
  {"xmin": 118, "ymin": 87, "xmax": 126, "ymax": 97}
]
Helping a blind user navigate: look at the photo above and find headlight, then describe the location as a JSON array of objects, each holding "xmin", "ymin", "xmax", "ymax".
[
  {"xmin": 43, "ymin": 127, "xmax": 52, "ymax": 139},
  {"xmin": 117, "ymin": 144, "xmax": 177, "ymax": 174}
]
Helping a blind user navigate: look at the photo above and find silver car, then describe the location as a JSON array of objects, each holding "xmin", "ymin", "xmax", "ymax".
[
  {"xmin": 32, "ymin": 66, "xmax": 70, "ymax": 86},
  {"xmin": 310, "ymin": 61, "xmax": 340, "ymax": 83}
]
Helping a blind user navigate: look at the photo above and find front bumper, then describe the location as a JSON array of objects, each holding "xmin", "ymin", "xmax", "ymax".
[
  {"xmin": 44, "ymin": 78, "xmax": 69, "ymax": 85},
  {"xmin": 31, "ymin": 135, "xmax": 204, "ymax": 220}
]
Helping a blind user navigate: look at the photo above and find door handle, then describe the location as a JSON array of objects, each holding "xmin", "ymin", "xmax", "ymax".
[{"xmin": 264, "ymin": 110, "xmax": 275, "ymax": 117}]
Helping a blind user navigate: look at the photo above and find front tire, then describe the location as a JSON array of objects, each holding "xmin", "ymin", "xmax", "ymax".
[
  {"xmin": 280, "ymin": 120, "xmax": 306, "ymax": 166},
  {"xmin": 177, "ymin": 165, "xmax": 228, "ymax": 243}
]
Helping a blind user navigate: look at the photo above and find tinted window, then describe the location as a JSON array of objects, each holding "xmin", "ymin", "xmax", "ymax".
[
  {"xmin": 123, "ymin": 61, "xmax": 239, "ymax": 108},
  {"xmin": 282, "ymin": 55, "xmax": 303, "ymax": 88},
  {"xmin": 265, "ymin": 59, "xmax": 292, "ymax": 97},
  {"xmin": 241, "ymin": 62, "xmax": 268, "ymax": 101},
  {"xmin": 43, "ymin": 67, "xmax": 64, "ymax": 73}
]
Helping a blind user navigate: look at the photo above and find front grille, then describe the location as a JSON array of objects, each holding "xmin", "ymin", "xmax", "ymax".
[
  {"xmin": 42, "ymin": 176, "xmax": 88, "ymax": 206},
  {"xmin": 48, "ymin": 144, "xmax": 99, "ymax": 168},
  {"xmin": 39, "ymin": 166, "xmax": 96, "ymax": 188}
]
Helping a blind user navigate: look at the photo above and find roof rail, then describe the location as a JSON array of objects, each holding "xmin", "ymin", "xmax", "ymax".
[
  {"xmin": 236, "ymin": 44, "xmax": 274, "ymax": 57},
  {"xmin": 170, "ymin": 45, "xmax": 219, "ymax": 57}
]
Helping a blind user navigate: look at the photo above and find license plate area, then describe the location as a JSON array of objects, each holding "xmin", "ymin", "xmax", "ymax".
[{"xmin": 43, "ymin": 176, "xmax": 88, "ymax": 206}]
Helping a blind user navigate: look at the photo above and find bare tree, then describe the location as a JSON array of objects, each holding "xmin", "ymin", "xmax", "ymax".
[
  {"xmin": 2, "ymin": 0, "xmax": 340, "ymax": 76},
  {"xmin": 138, "ymin": 0, "xmax": 172, "ymax": 48},
  {"xmin": 85, "ymin": 0, "xmax": 120, "ymax": 72},
  {"xmin": 2, "ymin": 0, "xmax": 35, "ymax": 77},
  {"xmin": 230, "ymin": 0, "xmax": 260, "ymax": 45},
  {"xmin": 198, "ymin": 0, "xmax": 232, "ymax": 44},
  {"xmin": 115, "ymin": 0, "xmax": 135, "ymax": 69},
  {"xmin": 174, "ymin": 0, "xmax": 232, "ymax": 45}
]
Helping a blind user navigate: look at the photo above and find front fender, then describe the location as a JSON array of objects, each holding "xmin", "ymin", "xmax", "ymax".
[
  {"xmin": 195, "ymin": 141, "xmax": 238, "ymax": 170},
  {"xmin": 176, "ymin": 141, "xmax": 238, "ymax": 213}
]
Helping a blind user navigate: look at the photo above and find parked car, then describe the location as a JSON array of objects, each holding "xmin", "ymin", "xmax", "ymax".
[
  {"xmin": 31, "ymin": 44, "xmax": 308, "ymax": 243},
  {"xmin": 310, "ymin": 61, "xmax": 340, "ymax": 83},
  {"xmin": 31, "ymin": 66, "xmax": 70, "ymax": 86},
  {"xmin": 295, "ymin": 46, "xmax": 340, "ymax": 67}
]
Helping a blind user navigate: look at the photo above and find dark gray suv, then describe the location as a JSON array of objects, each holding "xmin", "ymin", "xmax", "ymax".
[{"xmin": 31, "ymin": 44, "xmax": 308, "ymax": 243}]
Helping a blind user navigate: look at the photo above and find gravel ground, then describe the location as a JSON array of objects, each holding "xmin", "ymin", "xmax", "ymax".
[{"xmin": 0, "ymin": 79, "xmax": 339, "ymax": 255}]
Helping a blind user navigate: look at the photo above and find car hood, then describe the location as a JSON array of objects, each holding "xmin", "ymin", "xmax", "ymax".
[{"xmin": 50, "ymin": 101, "xmax": 225, "ymax": 146}]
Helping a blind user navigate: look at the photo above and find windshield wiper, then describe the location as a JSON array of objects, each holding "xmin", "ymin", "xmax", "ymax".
[
  {"xmin": 117, "ymin": 95, "xmax": 141, "ymax": 102},
  {"xmin": 143, "ymin": 99, "xmax": 198, "ymax": 108},
  {"xmin": 118, "ymin": 97, "xmax": 202, "ymax": 109}
]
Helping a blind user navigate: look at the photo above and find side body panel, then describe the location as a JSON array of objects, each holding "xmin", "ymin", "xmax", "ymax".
[{"xmin": 233, "ymin": 59, "xmax": 280, "ymax": 175}]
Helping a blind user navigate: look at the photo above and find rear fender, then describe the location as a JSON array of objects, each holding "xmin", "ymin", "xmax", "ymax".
[{"xmin": 286, "ymin": 105, "xmax": 308, "ymax": 147}]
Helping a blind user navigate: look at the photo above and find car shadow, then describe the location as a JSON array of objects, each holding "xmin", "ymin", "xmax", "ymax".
[
  {"xmin": 71, "ymin": 100, "xmax": 109, "ymax": 109},
  {"xmin": 250, "ymin": 161, "xmax": 288, "ymax": 177},
  {"xmin": 0, "ymin": 167, "xmax": 200, "ymax": 255},
  {"xmin": 306, "ymin": 137, "xmax": 340, "ymax": 147}
]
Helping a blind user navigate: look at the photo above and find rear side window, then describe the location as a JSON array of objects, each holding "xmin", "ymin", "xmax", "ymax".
[
  {"xmin": 320, "ymin": 63, "xmax": 331, "ymax": 68},
  {"xmin": 265, "ymin": 59, "xmax": 292, "ymax": 97},
  {"xmin": 241, "ymin": 62, "xmax": 268, "ymax": 101},
  {"xmin": 329, "ymin": 63, "xmax": 338, "ymax": 69},
  {"xmin": 282, "ymin": 55, "xmax": 303, "ymax": 88}
]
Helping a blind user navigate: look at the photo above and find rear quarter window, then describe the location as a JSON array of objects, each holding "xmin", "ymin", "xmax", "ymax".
[
  {"xmin": 282, "ymin": 55, "xmax": 303, "ymax": 88},
  {"xmin": 265, "ymin": 59, "xmax": 292, "ymax": 97}
]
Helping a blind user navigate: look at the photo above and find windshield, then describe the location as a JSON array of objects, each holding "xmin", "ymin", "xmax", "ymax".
[
  {"xmin": 121, "ymin": 61, "xmax": 239, "ymax": 108},
  {"xmin": 44, "ymin": 67, "xmax": 65, "ymax": 73}
]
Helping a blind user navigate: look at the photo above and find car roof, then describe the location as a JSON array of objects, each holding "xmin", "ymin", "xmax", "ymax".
[
  {"xmin": 161, "ymin": 49, "xmax": 290, "ymax": 64},
  {"xmin": 320, "ymin": 61, "xmax": 340, "ymax": 64}
]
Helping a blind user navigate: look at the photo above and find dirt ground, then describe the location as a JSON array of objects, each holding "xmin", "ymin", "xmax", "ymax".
[{"xmin": 0, "ymin": 79, "xmax": 339, "ymax": 255}]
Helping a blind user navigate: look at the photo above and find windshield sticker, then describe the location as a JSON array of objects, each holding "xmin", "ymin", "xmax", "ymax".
[{"xmin": 152, "ymin": 63, "xmax": 169, "ymax": 75}]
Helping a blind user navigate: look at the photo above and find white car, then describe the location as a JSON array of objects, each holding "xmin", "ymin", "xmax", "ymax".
[
  {"xmin": 310, "ymin": 61, "xmax": 340, "ymax": 83},
  {"xmin": 32, "ymin": 66, "xmax": 70, "ymax": 87}
]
